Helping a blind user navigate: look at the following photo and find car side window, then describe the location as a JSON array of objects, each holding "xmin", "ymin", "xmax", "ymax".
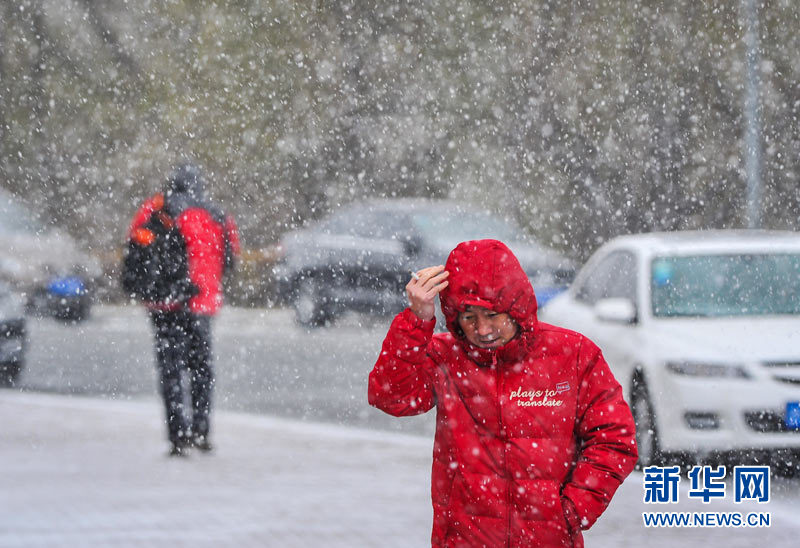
[
  {"xmin": 575, "ymin": 251, "xmax": 637, "ymax": 306},
  {"xmin": 321, "ymin": 213, "xmax": 348, "ymax": 235},
  {"xmin": 323, "ymin": 208, "xmax": 409, "ymax": 241},
  {"xmin": 325, "ymin": 209, "xmax": 368, "ymax": 237},
  {"xmin": 371, "ymin": 213, "xmax": 409, "ymax": 240},
  {"xmin": 348, "ymin": 211, "xmax": 377, "ymax": 238}
]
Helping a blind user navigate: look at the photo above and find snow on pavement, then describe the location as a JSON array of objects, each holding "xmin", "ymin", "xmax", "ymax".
[
  {"xmin": 1, "ymin": 392, "xmax": 431, "ymax": 548},
  {"xmin": 1, "ymin": 391, "xmax": 798, "ymax": 547}
]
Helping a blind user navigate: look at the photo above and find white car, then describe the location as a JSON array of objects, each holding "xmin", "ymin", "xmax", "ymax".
[{"xmin": 539, "ymin": 230, "xmax": 800, "ymax": 470}]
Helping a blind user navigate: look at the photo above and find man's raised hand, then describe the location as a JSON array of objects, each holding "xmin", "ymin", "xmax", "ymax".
[{"xmin": 406, "ymin": 265, "xmax": 449, "ymax": 321}]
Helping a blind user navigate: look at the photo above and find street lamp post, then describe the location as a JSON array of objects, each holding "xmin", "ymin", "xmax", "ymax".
[{"xmin": 742, "ymin": 0, "xmax": 763, "ymax": 229}]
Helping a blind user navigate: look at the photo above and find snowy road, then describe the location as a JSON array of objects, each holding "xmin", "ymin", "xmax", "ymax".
[
  {"xmin": 8, "ymin": 305, "xmax": 800, "ymax": 545},
  {"xmin": 18, "ymin": 304, "xmax": 435, "ymax": 436}
]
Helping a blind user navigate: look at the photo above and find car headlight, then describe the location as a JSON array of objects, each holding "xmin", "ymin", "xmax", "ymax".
[{"xmin": 666, "ymin": 361, "xmax": 751, "ymax": 379}]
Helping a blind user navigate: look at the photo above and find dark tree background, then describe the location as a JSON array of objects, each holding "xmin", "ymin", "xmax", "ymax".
[{"xmin": 1, "ymin": 0, "xmax": 798, "ymax": 264}]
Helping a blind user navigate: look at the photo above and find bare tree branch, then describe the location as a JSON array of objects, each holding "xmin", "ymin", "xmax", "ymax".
[{"xmin": 80, "ymin": 0, "xmax": 143, "ymax": 80}]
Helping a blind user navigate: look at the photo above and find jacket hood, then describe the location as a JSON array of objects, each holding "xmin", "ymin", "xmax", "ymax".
[
  {"xmin": 163, "ymin": 162, "xmax": 224, "ymax": 222},
  {"xmin": 167, "ymin": 162, "xmax": 205, "ymax": 197},
  {"xmin": 440, "ymin": 239, "xmax": 538, "ymax": 364},
  {"xmin": 165, "ymin": 162, "xmax": 206, "ymax": 217}
]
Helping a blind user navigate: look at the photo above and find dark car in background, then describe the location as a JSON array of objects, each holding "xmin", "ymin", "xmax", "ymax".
[
  {"xmin": 0, "ymin": 281, "xmax": 26, "ymax": 386},
  {"xmin": 0, "ymin": 187, "xmax": 101, "ymax": 322},
  {"xmin": 273, "ymin": 198, "xmax": 575, "ymax": 326}
]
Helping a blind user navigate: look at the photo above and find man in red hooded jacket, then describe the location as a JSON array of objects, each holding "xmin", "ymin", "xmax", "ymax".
[
  {"xmin": 129, "ymin": 162, "xmax": 240, "ymax": 456},
  {"xmin": 369, "ymin": 239, "xmax": 636, "ymax": 547}
]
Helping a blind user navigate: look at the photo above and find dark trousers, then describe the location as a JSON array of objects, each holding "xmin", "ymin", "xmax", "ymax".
[{"xmin": 149, "ymin": 310, "xmax": 213, "ymax": 445}]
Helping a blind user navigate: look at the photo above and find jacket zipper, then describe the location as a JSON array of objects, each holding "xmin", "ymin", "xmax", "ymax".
[{"xmin": 493, "ymin": 351, "xmax": 513, "ymax": 547}]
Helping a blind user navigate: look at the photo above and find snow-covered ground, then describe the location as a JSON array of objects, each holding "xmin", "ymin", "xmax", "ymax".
[{"xmin": 2, "ymin": 390, "xmax": 799, "ymax": 547}]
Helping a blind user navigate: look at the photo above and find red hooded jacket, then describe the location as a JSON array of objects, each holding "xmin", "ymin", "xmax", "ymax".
[
  {"xmin": 128, "ymin": 193, "xmax": 240, "ymax": 315},
  {"xmin": 369, "ymin": 239, "xmax": 637, "ymax": 547}
]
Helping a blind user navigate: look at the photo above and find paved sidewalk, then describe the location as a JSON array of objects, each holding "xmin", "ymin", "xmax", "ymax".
[{"xmin": 0, "ymin": 391, "xmax": 433, "ymax": 548}]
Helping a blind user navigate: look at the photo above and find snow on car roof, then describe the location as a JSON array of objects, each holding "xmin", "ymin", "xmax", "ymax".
[
  {"xmin": 609, "ymin": 230, "xmax": 800, "ymax": 256},
  {"xmin": 355, "ymin": 197, "xmax": 489, "ymax": 214}
]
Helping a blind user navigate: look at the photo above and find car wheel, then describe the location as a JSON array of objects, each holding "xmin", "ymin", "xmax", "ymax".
[
  {"xmin": 0, "ymin": 361, "xmax": 22, "ymax": 388},
  {"xmin": 771, "ymin": 449, "xmax": 800, "ymax": 478},
  {"xmin": 294, "ymin": 278, "xmax": 329, "ymax": 328},
  {"xmin": 61, "ymin": 299, "xmax": 90, "ymax": 323},
  {"xmin": 25, "ymin": 288, "xmax": 49, "ymax": 317},
  {"xmin": 632, "ymin": 377, "xmax": 661, "ymax": 469}
]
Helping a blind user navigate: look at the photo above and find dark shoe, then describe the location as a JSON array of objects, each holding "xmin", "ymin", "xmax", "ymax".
[
  {"xmin": 191, "ymin": 436, "xmax": 214, "ymax": 453},
  {"xmin": 168, "ymin": 440, "xmax": 190, "ymax": 457}
]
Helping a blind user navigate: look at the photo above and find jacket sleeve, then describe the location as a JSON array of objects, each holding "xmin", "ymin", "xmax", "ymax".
[
  {"xmin": 368, "ymin": 308, "xmax": 438, "ymax": 417},
  {"xmin": 561, "ymin": 336, "xmax": 638, "ymax": 531},
  {"xmin": 128, "ymin": 196, "xmax": 159, "ymax": 236}
]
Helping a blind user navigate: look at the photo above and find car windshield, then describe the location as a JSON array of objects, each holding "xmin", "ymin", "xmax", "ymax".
[
  {"xmin": 411, "ymin": 211, "xmax": 519, "ymax": 243},
  {"xmin": 651, "ymin": 253, "xmax": 800, "ymax": 317}
]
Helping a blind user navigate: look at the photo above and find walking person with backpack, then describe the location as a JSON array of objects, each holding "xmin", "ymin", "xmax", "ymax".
[{"xmin": 124, "ymin": 162, "xmax": 240, "ymax": 456}]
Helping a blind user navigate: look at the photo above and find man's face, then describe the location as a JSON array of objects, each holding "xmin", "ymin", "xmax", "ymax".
[{"xmin": 457, "ymin": 305, "xmax": 518, "ymax": 349}]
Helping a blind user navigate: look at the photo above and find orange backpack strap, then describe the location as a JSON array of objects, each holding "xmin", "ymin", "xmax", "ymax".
[
  {"xmin": 152, "ymin": 192, "xmax": 165, "ymax": 211},
  {"xmin": 131, "ymin": 227, "xmax": 156, "ymax": 246}
]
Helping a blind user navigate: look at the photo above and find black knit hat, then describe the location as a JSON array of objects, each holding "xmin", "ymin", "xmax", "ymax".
[{"xmin": 167, "ymin": 162, "xmax": 204, "ymax": 196}]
